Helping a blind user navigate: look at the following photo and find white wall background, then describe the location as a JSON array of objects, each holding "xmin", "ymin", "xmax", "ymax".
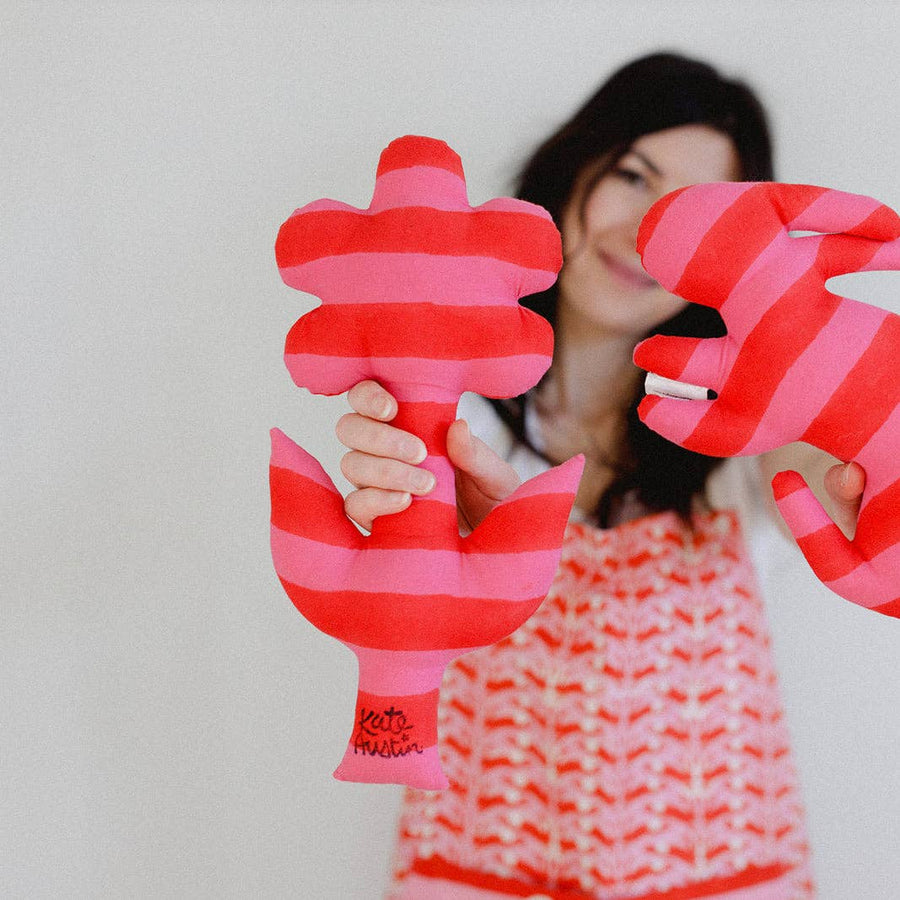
[{"xmin": 3, "ymin": 2, "xmax": 899, "ymax": 898}]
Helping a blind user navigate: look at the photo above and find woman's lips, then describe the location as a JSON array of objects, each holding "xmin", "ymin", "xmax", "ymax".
[{"xmin": 600, "ymin": 251, "xmax": 658, "ymax": 290}]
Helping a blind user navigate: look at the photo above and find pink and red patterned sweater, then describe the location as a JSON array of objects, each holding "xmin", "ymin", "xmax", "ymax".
[{"xmin": 388, "ymin": 504, "xmax": 813, "ymax": 899}]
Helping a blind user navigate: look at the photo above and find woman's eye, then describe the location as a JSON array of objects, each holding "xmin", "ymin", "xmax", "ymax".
[{"xmin": 614, "ymin": 166, "xmax": 647, "ymax": 187}]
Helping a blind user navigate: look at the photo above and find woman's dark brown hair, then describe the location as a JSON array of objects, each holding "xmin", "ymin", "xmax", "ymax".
[{"xmin": 490, "ymin": 52, "xmax": 775, "ymax": 526}]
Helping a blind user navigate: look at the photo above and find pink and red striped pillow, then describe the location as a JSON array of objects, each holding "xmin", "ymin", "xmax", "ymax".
[
  {"xmin": 634, "ymin": 182, "xmax": 900, "ymax": 616},
  {"xmin": 270, "ymin": 136, "xmax": 583, "ymax": 788}
]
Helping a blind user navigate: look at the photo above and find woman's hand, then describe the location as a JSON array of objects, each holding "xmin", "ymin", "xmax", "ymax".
[
  {"xmin": 336, "ymin": 381, "xmax": 522, "ymax": 533},
  {"xmin": 760, "ymin": 445, "xmax": 865, "ymax": 540}
]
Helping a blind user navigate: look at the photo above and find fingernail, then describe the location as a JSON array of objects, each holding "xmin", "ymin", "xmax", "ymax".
[
  {"xmin": 413, "ymin": 471, "xmax": 435, "ymax": 494},
  {"xmin": 454, "ymin": 419, "xmax": 472, "ymax": 451},
  {"xmin": 406, "ymin": 441, "xmax": 428, "ymax": 464},
  {"xmin": 376, "ymin": 397, "xmax": 394, "ymax": 420},
  {"xmin": 394, "ymin": 492, "xmax": 412, "ymax": 509},
  {"xmin": 840, "ymin": 464, "xmax": 850, "ymax": 488}
]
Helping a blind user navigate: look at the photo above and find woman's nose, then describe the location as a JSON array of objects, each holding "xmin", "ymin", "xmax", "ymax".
[
  {"xmin": 627, "ymin": 206, "xmax": 649, "ymax": 249},
  {"xmin": 629, "ymin": 194, "xmax": 663, "ymax": 249}
]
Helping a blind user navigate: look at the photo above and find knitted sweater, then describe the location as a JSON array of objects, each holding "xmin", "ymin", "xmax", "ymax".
[{"xmin": 387, "ymin": 397, "xmax": 814, "ymax": 899}]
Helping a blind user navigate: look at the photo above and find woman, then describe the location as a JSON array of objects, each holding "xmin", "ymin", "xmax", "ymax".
[{"xmin": 338, "ymin": 54, "xmax": 863, "ymax": 899}]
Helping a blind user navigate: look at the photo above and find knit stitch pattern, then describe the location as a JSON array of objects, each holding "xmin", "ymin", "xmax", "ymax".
[{"xmin": 390, "ymin": 511, "xmax": 813, "ymax": 898}]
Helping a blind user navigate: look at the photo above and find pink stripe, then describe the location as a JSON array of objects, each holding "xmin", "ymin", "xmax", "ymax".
[
  {"xmin": 391, "ymin": 383, "xmax": 459, "ymax": 403},
  {"xmin": 286, "ymin": 197, "xmax": 356, "ymax": 215},
  {"xmin": 826, "ymin": 539, "xmax": 900, "ymax": 609},
  {"xmin": 641, "ymin": 183, "xmax": 756, "ymax": 291},
  {"xmin": 856, "ymin": 402, "xmax": 900, "ymax": 500},
  {"xmin": 642, "ymin": 397, "xmax": 715, "ymax": 449},
  {"xmin": 478, "ymin": 196, "xmax": 554, "ymax": 222},
  {"xmin": 271, "ymin": 525, "xmax": 564, "ymax": 600},
  {"xmin": 787, "ymin": 189, "xmax": 884, "ymax": 234},
  {"xmin": 415, "ymin": 456, "xmax": 456, "ymax": 506},
  {"xmin": 279, "ymin": 253, "xmax": 557, "ymax": 304},
  {"xmin": 740, "ymin": 300, "xmax": 887, "ymax": 454},
  {"xmin": 283, "ymin": 353, "xmax": 552, "ymax": 397},
  {"xmin": 676, "ymin": 336, "xmax": 728, "ymax": 388},
  {"xmin": 269, "ymin": 428, "xmax": 336, "ymax": 491},
  {"xmin": 719, "ymin": 232, "xmax": 821, "ymax": 341},
  {"xmin": 346, "ymin": 643, "xmax": 467, "ymax": 695},
  {"xmin": 490, "ymin": 453, "xmax": 583, "ymax": 503},
  {"xmin": 774, "ymin": 481, "xmax": 831, "ymax": 541},
  {"xmin": 370, "ymin": 166, "xmax": 468, "ymax": 211}
]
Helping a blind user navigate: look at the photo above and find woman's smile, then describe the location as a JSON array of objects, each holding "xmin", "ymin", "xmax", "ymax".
[{"xmin": 597, "ymin": 249, "xmax": 658, "ymax": 292}]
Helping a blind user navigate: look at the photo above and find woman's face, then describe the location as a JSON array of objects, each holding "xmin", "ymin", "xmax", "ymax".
[{"xmin": 557, "ymin": 124, "xmax": 740, "ymax": 341}]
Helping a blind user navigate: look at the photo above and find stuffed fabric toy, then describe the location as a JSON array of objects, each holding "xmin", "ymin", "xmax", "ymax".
[
  {"xmin": 270, "ymin": 136, "xmax": 584, "ymax": 788},
  {"xmin": 633, "ymin": 182, "xmax": 900, "ymax": 617}
]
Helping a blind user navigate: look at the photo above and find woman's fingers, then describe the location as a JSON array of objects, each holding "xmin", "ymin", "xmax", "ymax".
[
  {"xmin": 339, "ymin": 443, "xmax": 430, "ymax": 530},
  {"xmin": 338, "ymin": 382, "xmax": 520, "ymax": 534},
  {"xmin": 338, "ymin": 381, "xmax": 430, "ymax": 530},
  {"xmin": 347, "ymin": 380, "xmax": 398, "ymax": 420},
  {"xmin": 335, "ymin": 412, "xmax": 427, "ymax": 465},
  {"xmin": 340, "ymin": 450, "xmax": 435, "ymax": 495},
  {"xmin": 448, "ymin": 420, "xmax": 521, "ymax": 499},
  {"xmin": 447, "ymin": 420, "xmax": 521, "ymax": 532},
  {"xmin": 344, "ymin": 487, "xmax": 412, "ymax": 533},
  {"xmin": 823, "ymin": 460, "xmax": 866, "ymax": 539}
]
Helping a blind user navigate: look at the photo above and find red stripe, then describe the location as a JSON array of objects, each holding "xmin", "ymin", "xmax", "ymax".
[
  {"xmin": 803, "ymin": 314, "xmax": 900, "ymax": 459},
  {"xmin": 856, "ymin": 477, "xmax": 900, "ymax": 560},
  {"xmin": 816, "ymin": 226, "xmax": 889, "ymax": 280},
  {"xmin": 351, "ymin": 687, "xmax": 439, "ymax": 753},
  {"xmin": 278, "ymin": 578, "xmax": 546, "ymax": 650},
  {"xmin": 412, "ymin": 855, "xmax": 594, "ymax": 898},
  {"xmin": 846, "ymin": 202, "xmax": 900, "ymax": 240},
  {"xmin": 633, "ymin": 334, "xmax": 703, "ymax": 381},
  {"xmin": 768, "ymin": 182, "xmax": 836, "ymax": 226},
  {"xmin": 391, "ymin": 400, "xmax": 455, "ymax": 458},
  {"xmin": 464, "ymin": 492, "xmax": 579, "ymax": 553},
  {"xmin": 284, "ymin": 302, "xmax": 553, "ymax": 362},
  {"xmin": 275, "ymin": 207, "xmax": 561, "ymax": 271},
  {"xmin": 272, "ymin": 487, "xmax": 574, "ymax": 553},
  {"xmin": 376, "ymin": 137, "xmax": 463, "ymax": 179},
  {"xmin": 873, "ymin": 595, "xmax": 900, "ymax": 617},
  {"xmin": 411, "ymin": 855, "xmax": 793, "ymax": 899},
  {"xmin": 771, "ymin": 469, "xmax": 805, "ymax": 502},
  {"xmin": 794, "ymin": 522, "xmax": 860, "ymax": 582},
  {"xmin": 685, "ymin": 269, "xmax": 841, "ymax": 454},
  {"xmin": 366, "ymin": 491, "xmax": 577, "ymax": 552},
  {"xmin": 675, "ymin": 184, "xmax": 825, "ymax": 308},
  {"xmin": 367, "ymin": 499, "xmax": 460, "ymax": 550},
  {"xmin": 269, "ymin": 465, "xmax": 363, "ymax": 549}
]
